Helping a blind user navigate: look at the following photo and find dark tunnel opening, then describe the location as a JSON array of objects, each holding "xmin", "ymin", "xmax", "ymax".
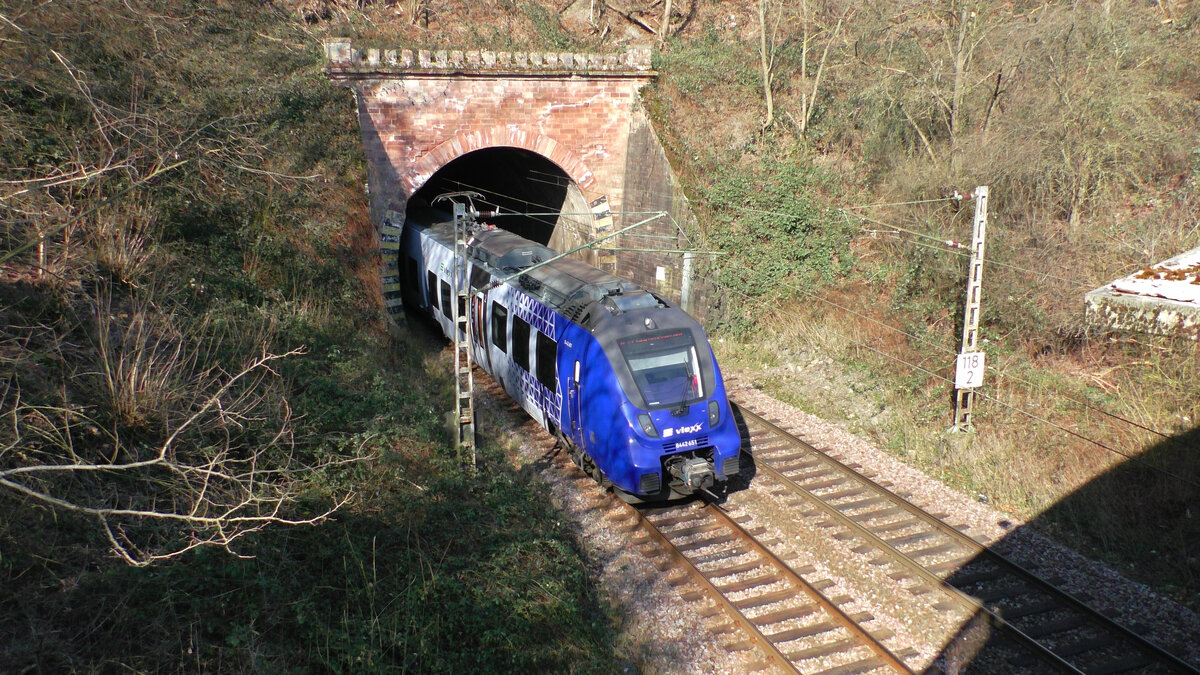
[{"xmin": 408, "ymin": 147, "xmax": 593, "ymax": 254}]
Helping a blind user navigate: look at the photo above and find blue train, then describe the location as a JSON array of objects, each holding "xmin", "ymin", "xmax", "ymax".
[{"xmin": 399, "ymin": 202, "xmax": 740, "ymax": 501}]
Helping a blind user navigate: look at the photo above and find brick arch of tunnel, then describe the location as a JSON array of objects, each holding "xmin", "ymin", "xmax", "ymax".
[
  {"xmin": 404, "ymin": 139, "xmax": 599, "ymax": 258},
  {"xmin": 326, "ymin": 41, "xmax": 706, "ymax": 321}
]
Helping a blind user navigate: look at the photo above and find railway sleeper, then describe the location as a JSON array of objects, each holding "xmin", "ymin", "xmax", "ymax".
[
  {"xmin": 702, "ymin": 558, "xmax": 766, "ymax": 578},
  {"xmin": 871, "ymin": 518, "xmax": 922, "ymax": 535},
  {"xmin": 970, "ymin": 582, "xmax": 1034, "ymax": 603},
  {"xmin": 765, "ymin": 619, "xmax": 842, "ymax": 644},
  {"xmin": 947, "ymin": 567, "xmax": 1004, "ymax": 587},
  {"xmin": 1022, "ymin": 614, "xmax": 1087, "ymax": 638},
  {"xmin": 783, "ymin": 637, "xmax": 861, "ymax": 663},
  {"xmin": 714, "ymin": 573, "xmax": 781, "ymax": 594},
  {"xmin": 994, "ymin": 598, "xmax": 1061, "ymax": 621},
  {"xmin": 1055, "ymin": 634, "xmax": 1123, "ymax": 659},
  {"xmin": 665, "ymin": 521, "xmax": 723, "ymax": 539},
  {"xmin": 823, "ymin": 487, "xmax": 872, "ymax": 502},
  {"xmin": 690, "ymin": 546, "xmax": 752, "ymax": 566},
  {"xmin": 758, "ymin": 451, "xmax": 813, "ymax": 464},
  {"xmin": 884, "ymin": 530, "xmax": 943, "ymax": 548},
  {"xmin": 837, "ymin": 496, "xmax": 891, "ymax": 512},
  {"xmin": 905, "ymin": 541, "xmax": 961, "ymax": 559},
  {"xmin": 730, "ymin": 587, "xmax": 800, "ymax": 610},
  {"xmin": 802, "ymin": 476, "xmax": 852, "ymax": 492},
  {"xmin": 648, "ymin": 511, "xmax": 703, "ymax": 528},
  {"xmin": 849, "ymin": 505, "xmax": 908, "ymax": 523},
  {"xmin": 749, "ymin": 604, "xmax": 820, "ymax": 627},
  {"xmin": 676, "ymin": 532, "xmax": 736, "ymax": 553},
  {"xmin": 817, "ymin": 655, "xmax": 892, "ymax": 675},
  {"xmin": 1083, "ymin": 653, "xmax": 1153, "ymax": 675}
]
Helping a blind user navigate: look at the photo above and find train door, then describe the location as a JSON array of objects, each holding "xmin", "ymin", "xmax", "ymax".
[
  {"xmin": 488, "ymin": 300, "xmax": 510, "ymax": 393},
  {"xmin": 568, "ymin": 359, "xmax": 584, "ymax": 449},
  {"xmin": 469, "ymin": 266, "xmax": 492, "ymax": 373}
]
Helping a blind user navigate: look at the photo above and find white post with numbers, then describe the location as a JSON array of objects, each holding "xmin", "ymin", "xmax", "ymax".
[{"xmin": 953, "ymin": 186, "xmax": 989, "ymax": 432}]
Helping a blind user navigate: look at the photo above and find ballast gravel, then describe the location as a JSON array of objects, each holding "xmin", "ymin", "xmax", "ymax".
[
  {"xmin": 727, "ymin": 375, "xmax": 1200, "ymax": 669},
  {"xmin": 477, "ymin": 390, "xmax": 759, "ymax": 674},
  {"xmin": 476, "ymin": 359, "xmax": 1200, "ymax": 673}
]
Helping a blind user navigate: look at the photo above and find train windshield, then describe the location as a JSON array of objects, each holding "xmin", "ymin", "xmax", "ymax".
[{"xmin": 618, "ymin": 330, "xmax": 705, "ymax": 408}]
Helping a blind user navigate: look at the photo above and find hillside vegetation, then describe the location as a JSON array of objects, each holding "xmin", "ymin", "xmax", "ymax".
[
  {"xmin": 1, "ymin": 2, "xmax": 615, "ymax": 670},
  {"xmin": 2, "ymin": 0, "xmax": 1199, "ymax": 669},
  {"xmin": 309, "ymin": 0, "xmax": 1200, "ymax": 607}
]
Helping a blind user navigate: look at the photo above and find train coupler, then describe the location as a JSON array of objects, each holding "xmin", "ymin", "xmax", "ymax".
[{"xmin": 669, "ymin": 456, "xmax": 715, "ymax": 491}]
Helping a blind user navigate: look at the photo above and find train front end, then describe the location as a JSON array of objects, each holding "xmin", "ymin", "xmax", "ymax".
[{"xmin": 595, "ymin": 298, "xmax": 741, "ymax": 501}]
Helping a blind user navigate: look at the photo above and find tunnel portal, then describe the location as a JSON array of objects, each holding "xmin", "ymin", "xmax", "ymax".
[{"xmin": 410, "ymin": 147, "xmax": 594, "ymax": 257}]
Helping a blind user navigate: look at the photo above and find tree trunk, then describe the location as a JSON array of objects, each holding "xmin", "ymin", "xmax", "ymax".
[{"xmin": 758, "ymin": 0, "xmax": 775, "ymax": 129}]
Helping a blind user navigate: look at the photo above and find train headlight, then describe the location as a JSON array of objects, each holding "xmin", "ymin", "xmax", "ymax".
[
  {"xmin": 637, "ymin": 413, "xmax": 658, "ymax": 438},
  {"xmin": 708, "ymin": 400, "xmax": 721, "ymax": 427}
]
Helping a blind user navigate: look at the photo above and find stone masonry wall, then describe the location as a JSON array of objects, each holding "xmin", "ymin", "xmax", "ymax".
[{"xmin": 325, "ymin": 39, "xmax": 705, "ymax": 321}]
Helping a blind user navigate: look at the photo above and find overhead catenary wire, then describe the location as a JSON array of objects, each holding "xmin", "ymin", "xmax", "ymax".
[
  {"xmin": 420, "ymin": 176, "xmax": 1184, "ymax": 443},
  {"xmin": 853, "ymin": 212, "xmax": 1095, "ymax": 289},
  {"xmin": 715, "ymin": 274, "xmax": 1200, "ymax": 490},
  {"xmin": 716, "ymin": 205, "xmax": 1183, "ymax": 441}
]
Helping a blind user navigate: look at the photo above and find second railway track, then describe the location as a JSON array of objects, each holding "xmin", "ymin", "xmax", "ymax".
[{"xmin": 734, "ymin": 401, "xmax": 1199, "ymax": 674}]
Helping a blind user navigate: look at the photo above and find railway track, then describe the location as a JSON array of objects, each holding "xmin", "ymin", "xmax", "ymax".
[
  {"xmin": 734, "ymin": 402, "xmax": 1200, "ymax": 674},
  {"xmin": 624, "ymin": 500, "xmax": 916, "ymax": 674},
  {"xmin": 539, "ymin": 437, "xmax": 915, "ymax": 674}
]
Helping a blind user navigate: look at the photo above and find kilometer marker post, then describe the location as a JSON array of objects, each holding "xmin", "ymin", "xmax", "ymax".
[{"xmin": 952, "ymin": 186, "xmax": 989, "ymax": 432}]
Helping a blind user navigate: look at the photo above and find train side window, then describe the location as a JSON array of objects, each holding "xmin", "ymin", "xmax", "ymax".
[
  {"xmin": 491, "ymin": 302, "xmax": 508, "ymax": 352},
  {"xmin": 512, "ymin": 316, "xmax": 530, "ymax": 371},
  {"xmin": 439, "ymin": 280, "xmax": 452, "ymax": 320},
  {"xmin": 426, "ymin": 271, "xmax": 438, "ymax": 309},
  {"xmin": 536, "ymin": 331, "xmax": 557, "ymax": 390}
]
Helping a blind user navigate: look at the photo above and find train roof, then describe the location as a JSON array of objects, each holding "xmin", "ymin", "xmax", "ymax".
[{"xmin": 417, "ymin": 219, "xmax": 687, "ymax": 332}]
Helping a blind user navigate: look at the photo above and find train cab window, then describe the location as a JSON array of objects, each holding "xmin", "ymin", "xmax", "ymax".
[
  {"xmin": 439, "ymin": 280, "xmax": 452, "ymax": 320},
  {"xmin": 618, "ymin": 330, "xmax": 705, "ymax": 408},
  {"xmin": 491, "ymin": 302, "xmax": 508, "ymax": 352},
  {"xmin": 536, "ymin": 331, "xmax": 557, "ymax": 390},
  {"xmin": 426, "ymin": 271, "xmax": 438, "ymax": 309},
  {"xmin": 512, "ymin": 316, "xmax": 530, "ymax": 371}
]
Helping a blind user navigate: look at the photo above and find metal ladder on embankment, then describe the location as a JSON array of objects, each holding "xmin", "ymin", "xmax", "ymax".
[{"xmin": 451, "ymin": 199, "xmax": 476, "ymax": 468}]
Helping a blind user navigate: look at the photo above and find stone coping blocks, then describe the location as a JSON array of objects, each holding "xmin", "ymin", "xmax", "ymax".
[
  {"xmin": 324, "ymin": 38, "xmax": 652, "ymax": 75},
  {"xmin": 1085, "ymin": 246, "xmax": 1200, "ymax": 341}
]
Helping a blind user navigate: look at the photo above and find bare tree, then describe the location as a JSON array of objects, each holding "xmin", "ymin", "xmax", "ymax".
[
  {"xmin": 1, "ymin": 347, "xmax": 353, "ymax": 566},
  {"xmin": 791, "ymin": 0, "xmax": 848, "ymax": 140},
  {"xmin": 758, "ymin": 0, "xmax": 781, "ymax": 129},
  {"xmin": 873, "ymin": 0, "xmax": 997, "ymax": 170}
]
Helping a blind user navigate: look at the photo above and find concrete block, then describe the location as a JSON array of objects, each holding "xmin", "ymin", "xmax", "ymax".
[{"xmin": 324, "ymin": 37, "xmax": 352, "ymax": 64}]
